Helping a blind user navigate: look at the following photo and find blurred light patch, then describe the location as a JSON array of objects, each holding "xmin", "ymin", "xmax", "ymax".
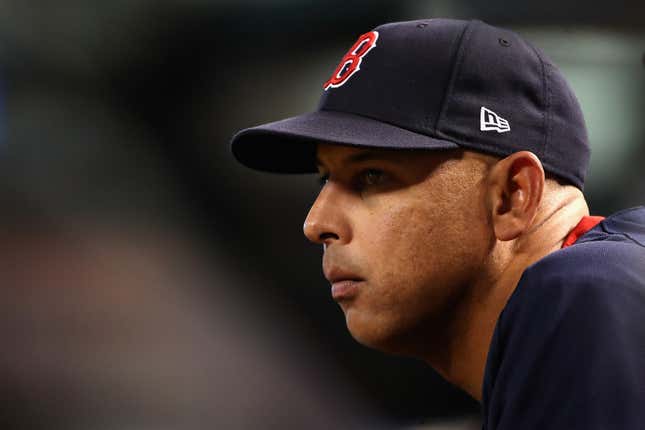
[{"xmin": 0, "ymin": 222, "xmax": 383, "ymax": 429}]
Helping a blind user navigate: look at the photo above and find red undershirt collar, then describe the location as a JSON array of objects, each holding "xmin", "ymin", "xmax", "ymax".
[{"xmin": 562, "ymin": 215, "xmax": 605, "ymax": 248}]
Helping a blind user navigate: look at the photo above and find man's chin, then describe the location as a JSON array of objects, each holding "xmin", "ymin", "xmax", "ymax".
[{"xmin": 345, "ymin": 309, "xmax": 413, "ymax": 355}]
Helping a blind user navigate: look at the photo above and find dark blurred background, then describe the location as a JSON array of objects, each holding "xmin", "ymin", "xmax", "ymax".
[{"xmin": 1, "ymin": 1, "xmax": 643, "ymax": 429}]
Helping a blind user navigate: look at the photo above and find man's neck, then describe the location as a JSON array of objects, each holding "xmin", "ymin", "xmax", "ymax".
[{"xmin": 425, "ymin": 191, "xmax": 590, "ymax": 401}]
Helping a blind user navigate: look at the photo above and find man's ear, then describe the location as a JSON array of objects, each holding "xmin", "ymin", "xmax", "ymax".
[{"xmin": 486, "ymin": 151, "xmax": 545, "ymax": 241}]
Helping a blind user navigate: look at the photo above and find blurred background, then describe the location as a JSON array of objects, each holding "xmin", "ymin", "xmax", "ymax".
[{"xmin": 1, "ymin": 1, "xmax": 643, "ymax": 429}]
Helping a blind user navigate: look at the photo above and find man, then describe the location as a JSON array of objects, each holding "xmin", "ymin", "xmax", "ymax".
[{"xmin": 230, "ymin": 19, "xmax": 645, "ymax": 428}]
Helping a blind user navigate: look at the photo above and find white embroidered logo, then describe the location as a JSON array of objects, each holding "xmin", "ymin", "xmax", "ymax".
[{"xmin": 480, "ymin": 107, "xmax": 511, "ymax": 133}]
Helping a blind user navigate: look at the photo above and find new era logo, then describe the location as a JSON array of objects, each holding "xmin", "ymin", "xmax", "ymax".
[{"xmin": 480, "ymin": 107, "xmax": 510, "ymax": 133}]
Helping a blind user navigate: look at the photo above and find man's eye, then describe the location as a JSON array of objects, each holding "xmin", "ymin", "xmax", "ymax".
[{"xmin": 356, "ymin": 169, "xmax": 386, "ymax": 188}]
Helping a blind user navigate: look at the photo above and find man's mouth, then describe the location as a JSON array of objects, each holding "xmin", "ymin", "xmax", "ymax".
[
  {"xmin": 330, "ymin": 279, "xmax": 363, "ymax": 300},
  {"xmin": 324, "ymin": 268, "xmax": 364, "ymax": 301}
]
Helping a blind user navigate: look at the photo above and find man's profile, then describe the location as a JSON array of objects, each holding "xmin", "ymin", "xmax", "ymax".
[{"xmin": 230, "ymin": 19, "xmax": 645, "ymax": 429}]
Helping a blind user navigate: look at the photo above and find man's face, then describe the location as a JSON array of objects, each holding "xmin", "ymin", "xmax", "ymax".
[{"xmin": 304, "ymin": 144, "xmax": 494, "ymax": 355}]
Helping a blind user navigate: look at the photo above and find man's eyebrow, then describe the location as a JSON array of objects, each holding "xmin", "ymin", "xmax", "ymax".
[{"xmin": 315, "ymin": 150, "xmax": 398, "ymax": 169}]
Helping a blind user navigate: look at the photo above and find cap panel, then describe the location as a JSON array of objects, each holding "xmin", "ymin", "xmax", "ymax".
[
  {"xmin": 319, "ymin": 19, "xmax": 468, "ymax": 136},
  {"xmin": 540, "ymin": 58, "xmax": 590, "ymax": 187},
  {"xmin": 437, "ymin": 21, "xmax": 547, "ymax": 159}
]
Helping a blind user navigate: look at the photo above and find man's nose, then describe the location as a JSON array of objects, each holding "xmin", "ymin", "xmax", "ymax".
[{"xmin": 303, "ymin": 183, "xmax": 351, "ymax": 246}]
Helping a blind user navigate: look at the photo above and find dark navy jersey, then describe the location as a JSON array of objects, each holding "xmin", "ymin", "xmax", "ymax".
[{"xmin": 482, "ymin": 207, "xmax": 645, "ymax": 429}]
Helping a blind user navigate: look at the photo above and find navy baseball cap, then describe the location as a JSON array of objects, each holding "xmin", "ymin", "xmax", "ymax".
[{"xmin": 231, "ymin": 19, "xmax": 590, "ymax": 189}]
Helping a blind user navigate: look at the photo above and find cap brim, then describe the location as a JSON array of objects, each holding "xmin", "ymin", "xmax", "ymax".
[{"xmin": 231, "ymin": 110, "xmax": 460, "ymax": 173}]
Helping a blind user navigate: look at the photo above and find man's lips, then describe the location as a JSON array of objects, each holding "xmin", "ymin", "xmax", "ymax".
[
  {"xmin": 324, "ymin": 268, "xmax": 364, "ymax": 301},
  {"xmin": 330, "ymin": 279, "xmax": 363, "ymax": 300}
]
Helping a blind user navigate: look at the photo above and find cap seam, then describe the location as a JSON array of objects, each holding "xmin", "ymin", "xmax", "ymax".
[
  {"xmin": 433, "ymin": 20, "xmax": 475, "ymax": 134},
  {"xmin": 544, "ymin": 62, "xmax": 553, "ymax": 163},
  {"xmin": 528, "ymin": 42, "xmax": 549, "ymax": 160}
]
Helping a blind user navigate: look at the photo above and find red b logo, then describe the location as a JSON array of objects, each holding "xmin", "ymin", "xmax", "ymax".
[{"xmin": 323, "ymin": 31, "xmax": 379, "ymax": 91}]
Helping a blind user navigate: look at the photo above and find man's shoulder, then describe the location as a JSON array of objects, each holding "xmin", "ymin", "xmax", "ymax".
[
  {"xmin": 590, "ymin": 205, "xmax": 645, "ymax": 247},
  {"xmin": 483, "ymin": 208, "xmax": 645, "ymax": 428},
  {"xmin": 498, "ymin": 206, "xmax": 645, "ymax": 336},
  {"xmin": 519, "ymin": 206, "xmax": 645, "ymax": 302}
]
